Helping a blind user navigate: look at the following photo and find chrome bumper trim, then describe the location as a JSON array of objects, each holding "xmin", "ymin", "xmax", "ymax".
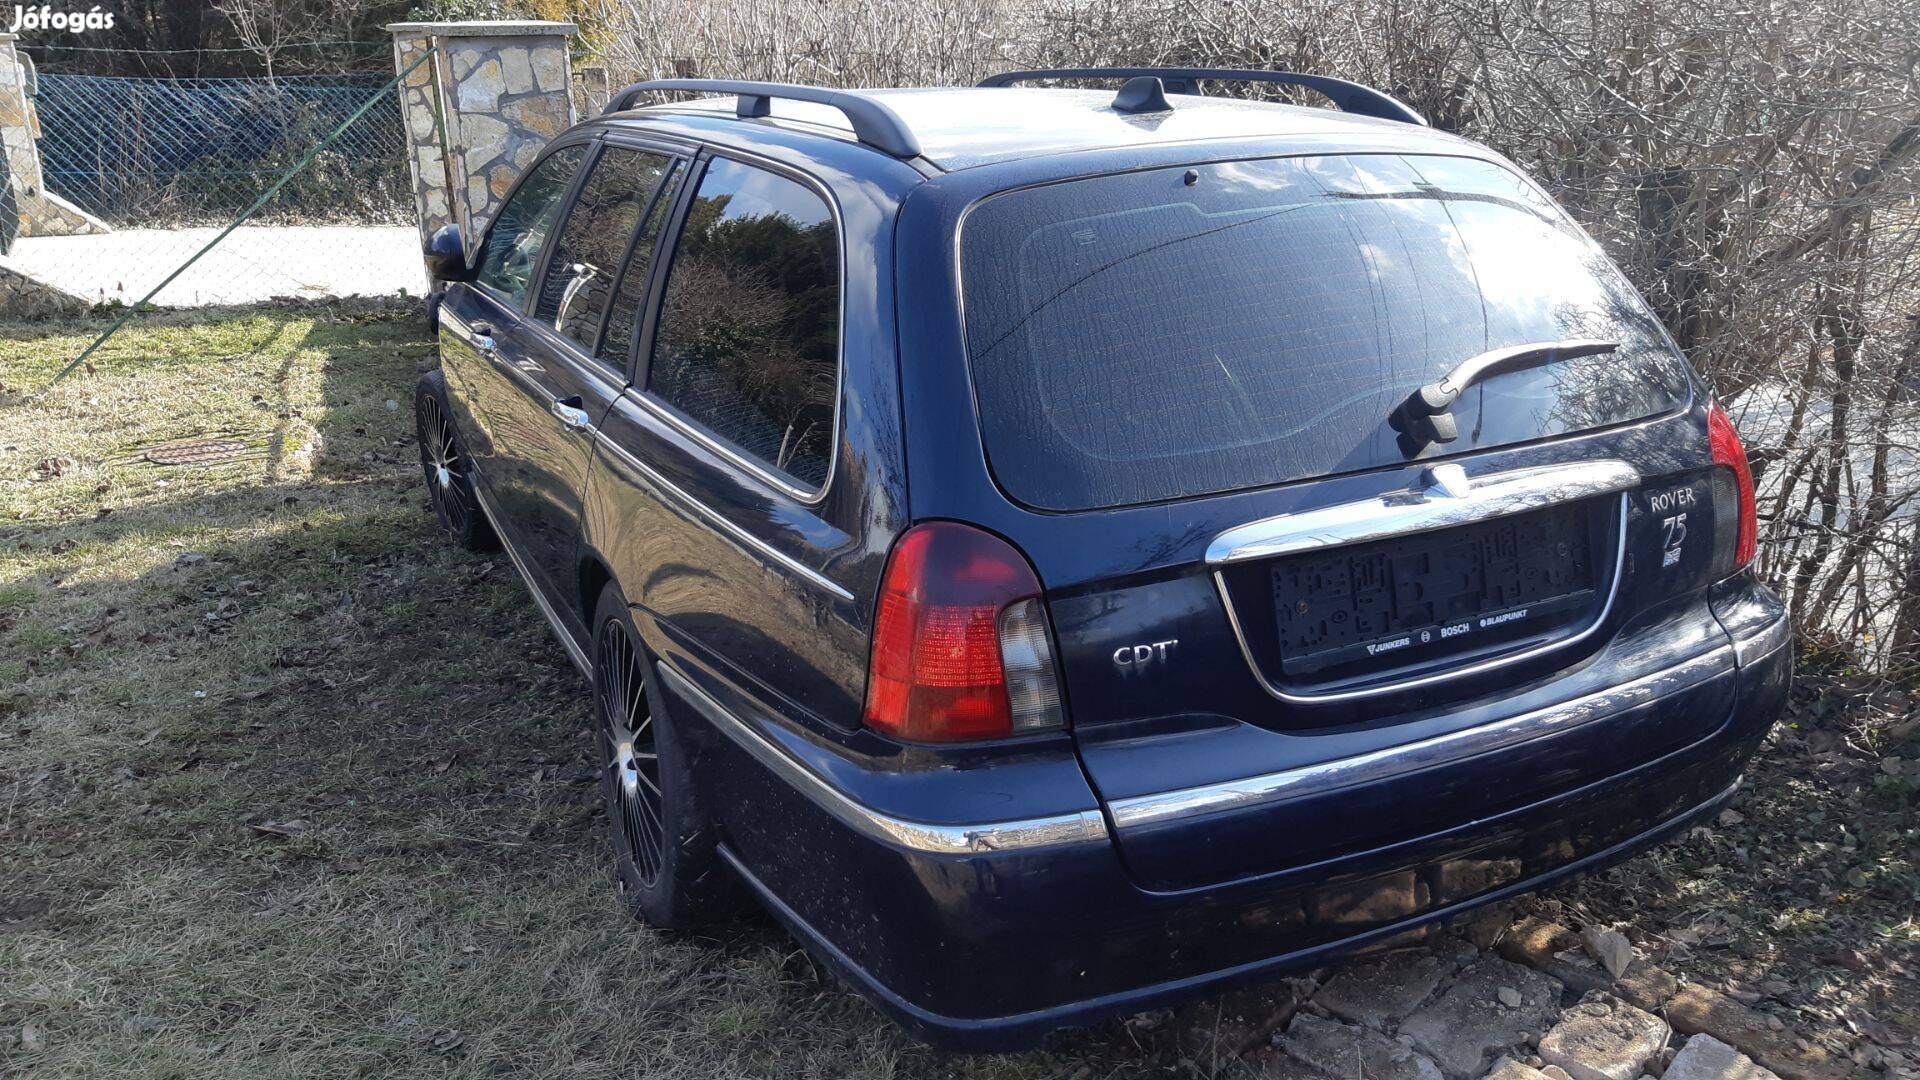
[
  {"xmin": 1733, "ymin": 613, "xmax": 1792, "ymax": 669},
  {"xmin": 1108, "ymin": 644, "xmax": 1734, "ymax": 831},
  {"xmin": 470, "ymin": 480, "xmax": 592, "ymax": 676},
  {"xmin": 1206, "ymin": 459, "xmax": 1641, "ymax": 564},
  {"xmin": 656, "ymin": 663, "xmax": 1110, "ymax": 854}
]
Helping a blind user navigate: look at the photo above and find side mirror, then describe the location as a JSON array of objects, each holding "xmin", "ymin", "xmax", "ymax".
[{"xmin": 424, "ymin": 223, "xmax": 472, "ymax": 282}]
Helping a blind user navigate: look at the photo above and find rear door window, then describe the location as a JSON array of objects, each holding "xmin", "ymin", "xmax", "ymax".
[
  {"xmin": 596, "ymin": 160, "xmax": 684, "ymax": 369},
  {"xmin": 533, "ymin": 146, "xmax": 675, "ymax": 357},
  {"xmin": 646, "ymin": 157, "xmax": 840, "ymax": 490},
  {"xmin": 473, "ymin": 144, "xmax": 587, "ymax": 311},
  {"xmin": 960, "ymin": 154, "xmax": 1690, "ymax": 511}
]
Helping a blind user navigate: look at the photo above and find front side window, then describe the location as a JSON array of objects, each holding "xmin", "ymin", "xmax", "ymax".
[
  {"xmin": 961, "ymin": 153, "xmax": 1692, "ymax": 511},
  {"xmin": 648, "ymin": 157, "xmax": 840, "ymax": 489},
  {"xmin": 473, "ymin": 144, "xmax": 587, "ymax": 310},
  {"xmin": 533, "ymin": 147, "xmax": 674, "ymax": 356}
]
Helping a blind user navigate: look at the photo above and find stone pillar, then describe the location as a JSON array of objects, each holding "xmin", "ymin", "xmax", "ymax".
[
  {"xmin": 386, "ymin": 20, "xmax": 576, "ymax": 254},
  {"xmin": 574, "ymin": 65, "xmax": 610, "ymax": 117},
  {"xmin": 0, "ymin": 34, "xmax": 107, "ymax": 239}
]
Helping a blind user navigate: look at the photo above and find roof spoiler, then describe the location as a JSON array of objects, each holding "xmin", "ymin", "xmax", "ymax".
[
  {"xmin": 602, "ymin": 78, "xmax": 922, "ymax": 158},
  {"xmin": 977, "ymin": 67, "xmax": 1428, "ymax": 126}
]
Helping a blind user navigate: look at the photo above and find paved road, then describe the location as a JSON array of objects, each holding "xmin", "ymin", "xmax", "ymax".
[{"xmin": 1, "ymin": 224, "xmax": 428, "ymax": 306}]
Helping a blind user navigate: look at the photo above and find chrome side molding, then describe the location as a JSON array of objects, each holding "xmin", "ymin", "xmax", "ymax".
[
  {"xmin": 1109, "ymin": 643, "xmax": 1734, "ymax": 831},
  {"xmin": 591, "ymin": 429, "xmax": 855, "ymax": 602},
  {"xmin": 1206, "ymin": 459, "xmax": 1641, "ymax": 565},
  {"xmin": 656, "ymin": 663, "xmax": 1110, "ymax": 854}
]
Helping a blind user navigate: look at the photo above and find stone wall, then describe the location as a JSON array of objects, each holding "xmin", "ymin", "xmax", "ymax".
[
  {"xmin": 0, "ymin": 262, "xmax": 85, "ymax": 317},
  {"xmin": 387, "ymin": 21, "xmax": 576, "ymax": 254},
  {"xmin": 0, "ymin": 33, "xmax": 109, "ymax": 240}
]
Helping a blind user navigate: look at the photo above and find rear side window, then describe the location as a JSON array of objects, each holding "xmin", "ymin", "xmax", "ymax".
[
  {"xmin": 474, "ymin": 144, "xmax": 586, "ymax": 310},
  {"xmin": 533, "ymin": 146, "xmax": 674, "ymax": 357},
  {"xmin": 648, "ymin": 157, "xmax": 840, "ymax": 490},
  {"xmin": 960, "ymin": 154, "xmax": 1691, "ymax": 511}
]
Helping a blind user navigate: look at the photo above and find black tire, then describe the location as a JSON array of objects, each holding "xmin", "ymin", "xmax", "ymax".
[
  {"xmin": 590, "ymin": 583, "xmax": 727, "ymax": 927},
  {"xmin": 414, "ymin": 370, "xmax": 498, "ymax": 552}
]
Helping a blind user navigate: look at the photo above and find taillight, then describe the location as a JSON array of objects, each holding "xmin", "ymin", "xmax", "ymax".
[
  {"xmin": 1707, "ymin": 399, "xmax": 1758, "ymax": 575},
  {"xmin": 863, "ymin": 522, "xmax": 1066, "ymax": 742}
]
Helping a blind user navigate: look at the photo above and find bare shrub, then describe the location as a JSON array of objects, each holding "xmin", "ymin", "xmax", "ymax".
[{"xmin": 592, "ymin": 0, "xmax": 1036, "ymax": 87}]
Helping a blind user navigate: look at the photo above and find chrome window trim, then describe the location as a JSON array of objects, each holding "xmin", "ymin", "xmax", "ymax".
[
  {"xmin": 1213, "ymin": 461, "xmax": 1638, "ymax": 705},
  {"xmin": 641, "ymin": 147, "xmax": 847, "ymax": 506},
  {"xmin": 657, "ymin": 663, "xmax": 1109, "ymax": 854},
  {"xmin": 1206, "ymin": 460, "xmax": 1640, "ymax": 564},
  {"xmin": 593, "ymin": 420, "xmax": 855, "ymax": 602},
  {"xmin": 469, "ymin": 480, "xmax": 592, "ymax": 676},
  {"xmin": 1109, "ymin": 643, "xmax": 1734, "ymax": 831},
  {"xmin": 627, "ymin": 389, "xmax": 832, "ymax": 505}
]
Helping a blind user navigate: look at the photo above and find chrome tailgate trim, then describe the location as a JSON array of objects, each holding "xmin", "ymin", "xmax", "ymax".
[{"xmin": 1207, "ymin": 459, "xmax": 1640, "ymax": 565}]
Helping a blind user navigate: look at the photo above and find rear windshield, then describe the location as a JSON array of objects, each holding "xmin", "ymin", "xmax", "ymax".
[{"xmin": 960, "ymin": 154, "xmax": 1690, "ymax": 511}]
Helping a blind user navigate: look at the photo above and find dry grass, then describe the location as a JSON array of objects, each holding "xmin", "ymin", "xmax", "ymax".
[{"xmin": 0, "ymin": 304, "xmax": 1174, "ymax": 1078}]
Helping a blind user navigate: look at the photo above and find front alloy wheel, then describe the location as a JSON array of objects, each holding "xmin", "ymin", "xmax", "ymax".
[{"xmin": 414, "ymin": 371, "xmax": 496, "ymax": 552}]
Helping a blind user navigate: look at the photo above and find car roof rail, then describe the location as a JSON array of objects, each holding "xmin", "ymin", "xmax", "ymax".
[
  {"xmin": 977, "ymin": 67, "xmax": 1428, "ymax": 126},
  {"xmin": 603, "ymin": 78, "xmax": 923, "ymax": 158}
]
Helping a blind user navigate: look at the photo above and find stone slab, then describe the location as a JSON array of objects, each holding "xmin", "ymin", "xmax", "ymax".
[
  {"xmin": 1486, "ymin": 1058, "xmax": 1554, "ymax": 1080},
  {"xmin": 1402, "ymin": 958, "xmax": 1564, "ymax": 1079},
  {"xmin": 386, "ymin": 20, "xmax": 577, "ymax": 35},
  {"xmin": 0, "ymin": 262, "xmax": 86, "ymax": 317},
  {"xmin": 1494, "ymin": 915, "xmax": 1679, "ymax": 1011},
  {"xmin": 1664, "ymin": 986, "xmax": 1842, "ymax": 1080},
  {"xmin": 1278, "ymin": 1012, "xmax": 1445, "ymax": 1080},
  {"xmin": 1536, "ymin": 992, "xmax": 1670, "ymax": 1080},
  {"xmin": 1315, "ymin": 949, "xmax": 1455, "ymax": 1030},
  {"xmin": 1664, "ymin": 1034, "xmax": 1782, "ymax": 1080}
]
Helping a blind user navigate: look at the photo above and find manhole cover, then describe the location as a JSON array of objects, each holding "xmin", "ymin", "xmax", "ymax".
[{"xmin": 142, "ymin": 437, "xmax": 249, "ymax": 466}]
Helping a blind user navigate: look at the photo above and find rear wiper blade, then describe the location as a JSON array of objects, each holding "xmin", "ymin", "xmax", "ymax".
[{"xmin": 1392, "ymin": 339, "xmax": 1619, "ymax": 449}]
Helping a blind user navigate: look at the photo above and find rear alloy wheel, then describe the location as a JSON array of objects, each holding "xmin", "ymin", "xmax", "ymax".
[
  {"xmin": 597, "ymin": 614, "xmax": 666, "ymax": 888},
  {"xmin": 590, "ymin": 584, "xmax": 729, "ymax": 927},
  {"xmin": 414, "ymin": 371, "xmax": 496, "ymax": 551}
]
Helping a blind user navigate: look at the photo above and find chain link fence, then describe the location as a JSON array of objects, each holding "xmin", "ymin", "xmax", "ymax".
[
  {"xmin": 36, "ymin": 74, "xmax": 410, "ymax": 227},
  {"xmin": 2, "ymin": 64, "xmax": 427, "ymax": 309}
]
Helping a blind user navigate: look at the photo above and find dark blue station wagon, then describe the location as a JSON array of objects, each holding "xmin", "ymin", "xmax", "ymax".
[{"xmin": 413, "ymin": 69, "xmax": 1791, "ymax": 1049}]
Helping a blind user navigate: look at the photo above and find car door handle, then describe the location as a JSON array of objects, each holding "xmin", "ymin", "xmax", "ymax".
[
  {"xmin": 550, "ymin": 397, "xmax": 594, "ymax": 432},
  {"xmin": 470, "ymin": 320, "xmax": 498, "ymax": 357}
]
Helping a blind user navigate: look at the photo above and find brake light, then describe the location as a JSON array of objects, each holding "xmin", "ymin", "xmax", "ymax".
[
  {"xmin": 863, "ymin": 523, "xmax": 1065, "ymax": 742},
  {"xmin": 1707, "ymin": 399, "xmax": 1758, "ymax": 572}
]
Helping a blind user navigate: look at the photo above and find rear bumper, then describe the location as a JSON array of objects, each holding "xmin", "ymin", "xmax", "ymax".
[
  {"xmin": 667, "ymin": 608, "xmax": 1791, "ymax": 1051},
  {"xmin": 723, "ymin": 774, "xmax": 1743, "ymax": 1049}
]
